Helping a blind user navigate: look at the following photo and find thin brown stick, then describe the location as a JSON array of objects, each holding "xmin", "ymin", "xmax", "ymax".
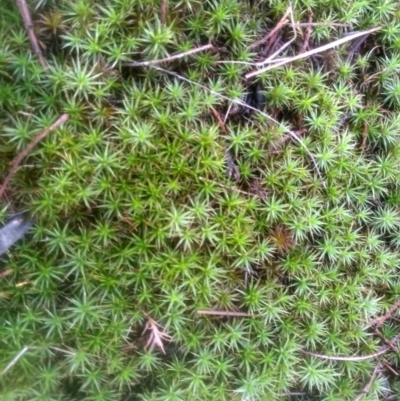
[
  {"xmin": 300, "ymin": 11, "xmax": 313, "ymax": 54},
  {"xmin": 360, "ymin": 121, "xmax": 368, "ymax": 150},
  {"xmin": 374, "ymin": 328, "xmax": 397, "ymax": 352},
  {"xmin": 263, "ymin": 33, "xmax": 281, "ymax": 59},
  {"xmin": 210, "ymin": 107, "xmax": 228, "ymax": 134},
  {"xmin": 369, "ymin": 299, "xmax": 400, "ymax": 328},
  {"xmin": 15, "ymin": 0, "xmax": 46, "ymax": 68},
  {"xmin": 160, "ymin": 0, "xmax": 168, "ymax": 25},
  {"xmin": 0, "ymin": 114, "xmax": 69, "ymax": 198},
  {"xmin": 125, "ymin": 44, "xmax": 214, "ymax": 66},
  {"xmin": 197, "ymin": 310, "xmax": 254, "ymax": 317},
  {"xmin": 249, "ymin": 6, "xmax": 291, "ymax": 49},
  {"xmin": 353, "ymin": 364, "xmax": 380, "ymax": 401},
  {"xmin": 245, "ymin": 26, "xmax": 381, "ymax": 79},
  {"xmin": 260, "ymin": 5, "xmax": 297, "ymax": 64},
  {"xmin": 382, "ymin": 359, "xmax": 399, "ymax": 376}
]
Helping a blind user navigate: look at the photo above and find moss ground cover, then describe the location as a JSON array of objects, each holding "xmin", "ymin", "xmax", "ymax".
[{"xmin": 2, "ymin": 0, "xmax": 400, "ymax": 399}]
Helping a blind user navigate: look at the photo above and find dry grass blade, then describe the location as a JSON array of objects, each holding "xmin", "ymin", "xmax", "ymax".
[
  {"xmin": 142, "ymin": 314, "xmax": 173, "ymax": 354},
  {"xmin": 0, "ymin": 346, "xmax": 29, "ymax": 376},
  {"xmin": 0, "ymin": 113, "xmax": 69, "ymax": 198},
  {"xmin": 245, "ymin": 26, "xmax": 381, "ymax": 79}
]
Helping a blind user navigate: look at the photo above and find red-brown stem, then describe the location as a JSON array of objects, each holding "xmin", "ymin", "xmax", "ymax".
[
  {"xmin": 15, "ymin": 0, "xmax": 46, "ymax": 68},
  {"xmin": 0, "ymin": 114, "xmax": 69, "ymax": 198},
  {"xmin": 300, "ymin": 10, "xmax": 313, "ymax": 54},
  {"xmin": 249, "ymin": 7, "xmax": 291, "ymax": 49},
  {"xmin": 370, "ymin": 298, "xmax": 400, "ymax": 327},
  {"xmin": 160, "ymin": 0, "xmax": 167, "ymax": 25}
]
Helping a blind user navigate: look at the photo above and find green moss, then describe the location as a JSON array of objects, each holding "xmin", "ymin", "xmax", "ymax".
[{"xmin": 2, "ymin": 0, "xmax": 400, "ymax": 399}]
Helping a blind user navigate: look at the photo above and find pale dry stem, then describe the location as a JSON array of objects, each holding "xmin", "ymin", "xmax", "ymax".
[{"xmin": 245, "ymin": 27, "xmax": 381, "ymax": 79}]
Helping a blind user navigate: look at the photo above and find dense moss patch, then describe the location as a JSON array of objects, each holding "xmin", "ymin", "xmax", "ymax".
[{"xmin": 2, "ymin": 0, "xmax": 400, "ymax": 399}]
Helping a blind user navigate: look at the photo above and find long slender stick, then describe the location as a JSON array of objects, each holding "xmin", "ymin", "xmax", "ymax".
[
  {"xmin": 0, "ymin": 114, "xmax": 69, "ymax": 198},
  {"xmin": 160, "ymin": 0, "xmax": 168, "ymax": 25},
  {"xmin": 15, "ymin": 0, "xmax": 46, "ymax": 68},
  {"xmin": 245, "ymin": 27, "xmax": 380, "ymax": 79},
  {"xmin": 369, "ymin": 299, "xmax": 400, "ymax": 328},
  {"xmin": 249, "ymin": 6, "xmax": 291, "ymax": 49},
  {"xmin": 125, "ymin": 44, "xmax": 214, "ymax": 66}
]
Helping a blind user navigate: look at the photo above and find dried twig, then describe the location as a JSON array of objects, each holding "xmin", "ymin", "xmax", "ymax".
[
  {"xmin": 0, "ymin": 114, "xmax": 69, "ymax": 198},
  {"xmin": 369, "ymin": 299, "xmax": 400, "ymax": 328},
  {"xmin": 245, "ymin": 26, "xmax": 381, "ymax": 79},
  {"xmin": 142, "ymin": 313, "xmax": 172, "ymax": 354},
  {"xmin": 360, "ymin": 121, "xmax": 368, "ymax": 150},
  {"xmin": 249, "ymin": 6, "xmax": 291, "ymax": 49},
  {"xmin": 374, "ymin": 328, "xmax": 397, "ymax": 352},
  {"xmin": 125, "ymin": 44, "xmax": 214, "ymax": 66},
  {"xmin": 15, "ymin": 0, "xmax": 46, "ymax": 68},
  {"xmin": 382, "ymin": 359, "xmax": 399, "ymax": 376},
  {"xmin": 353, "ymin": 364, "xmax": 380, "ymax": 401},
  {"xmin": 197, "ymin": 310, "xmax": 254, "ymax": 317},
  {"xmin": 260, "ymin": 5, "xmax": 297, "ymax": 65},
  {"xmin": 160, "ymin": 0, "xmax": 168, "ymax": 25},
  {"xmin": 300, "ymin": 11, "xmax": 313, "ymax": 54},
  {"xmin": 210, "ymin": 107, "xmax": 228, "ymax": 134}
]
